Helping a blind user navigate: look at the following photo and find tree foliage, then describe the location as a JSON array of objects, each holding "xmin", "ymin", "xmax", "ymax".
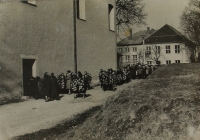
[
  {"xmin": 116, "ymin": 0, "xmax": 147, "ymax": 39},
  {"xmin": 180, "ymin": 0, "xmax": 200, "ymax": 49}
]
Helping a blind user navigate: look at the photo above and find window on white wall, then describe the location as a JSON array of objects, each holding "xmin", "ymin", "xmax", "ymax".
[
  {"xmin": 175, "ymin": 60, "xmax": 180, "ymax": 63},
  {"xmin": 108, "ymin": 4, "xmax": 115, "ymax": 31},
  {"xmin": 166, "ymin": 60, "xmax": 171, "ymax": 64},
  {"xmin": 77, "ymin": 0, "xmax": 86, "ymax": 20},
  {"xmin": 166, "ymin": 46, "xmax": 171, "ymax": 53},
  {"xmin": 22, "ymin": 0, "xmax": 37, "ymax": 6},
  {"xmin": 146, "ymin": 46, "xmax": 151, "ymax": 54},
  {"xmin": 133, "ymin": 47, "xmax": 137, "ymax": 52},
  {"xmin": 125, "ymin": 47, "xmax": 129, "ymax": 53},
  {"xmin": 118, "ymin": 48, "xmax": 122, "ymax": 53},
  {"xmin": 175, "ymin": 45, "xmax": 180, "ymax": 53},
  {"xmin": 147, "ymin": 61, "xmax": 152, "ymax": 65},
  {"xmin": 125, "ymin": 55, "xmax": 130, "ymax": 62},
  {"xmin": 133, "ymin": 55, "xmax": 137, "ymax": 64},
  {"xmin": 156, "ymin": 46, "xmax": 160, "ymax": 54}
]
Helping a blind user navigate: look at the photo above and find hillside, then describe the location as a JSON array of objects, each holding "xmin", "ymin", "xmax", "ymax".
[{"xmin": 14, "ymin": 63, "xmax": 200, "ymax": 140}]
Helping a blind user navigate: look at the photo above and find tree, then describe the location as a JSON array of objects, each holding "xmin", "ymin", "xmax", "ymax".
[
  {"xmin": 180, "ymin": 0, "xmax": 200, "ymax": 57},
  {"xmin": 116, "ymin": 0, "xmax": 147, "ymax": 39},
  {"xmin": 137, "ymin": 49, "xmax": 144, "ymax": 64},
  {"xmin": 145, "ymin": 45, "xmax": 164, "ymax": 65}
]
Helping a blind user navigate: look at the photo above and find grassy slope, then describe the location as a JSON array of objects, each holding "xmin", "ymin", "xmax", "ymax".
[
  {"xmin": 13, "ymin": 63, "xmax": 200, "ymax": 140},
  {"xmin": 61, "ymin": 63, "xmax": 200, "ymax": 140}
]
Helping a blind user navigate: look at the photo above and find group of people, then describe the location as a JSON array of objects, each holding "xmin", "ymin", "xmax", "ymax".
[
  {"xmin": 26, "ymin": 63, "xmax": 157, "ymax": 101},
  {"xmin": 98, "ymin": 63, "xmax": 158, "ymax": 91},
  {"xmin": 26, "ymin": 71, "xmax": 92, "ymax": 102}
]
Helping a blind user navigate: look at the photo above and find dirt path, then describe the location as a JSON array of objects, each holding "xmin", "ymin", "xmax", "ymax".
[{"xmin": 0, "ymin": 81, "xmax": 137, "ymax": 140}]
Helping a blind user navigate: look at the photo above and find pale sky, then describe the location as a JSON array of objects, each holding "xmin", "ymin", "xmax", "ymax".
[{"xmin": 133, "ymin": 0, "xmax": 190, "ymax": 33}]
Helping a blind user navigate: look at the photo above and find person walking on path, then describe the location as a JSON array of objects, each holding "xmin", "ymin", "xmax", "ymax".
[
  {"xmin": 41, "ymin": 72, "xmax": 51, "ymax": 102},
  {"xmin": 50, "ymin": 73, "xmax": 59, "ymax": 101}
]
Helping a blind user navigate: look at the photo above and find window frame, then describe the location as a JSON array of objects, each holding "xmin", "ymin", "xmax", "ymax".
[
  {"xmin": 125, "ymin": 47, "xmax": 129, "ymax": 53},
  {"xmin": 125, "ymin": 55, "xmax": 130, "ymax": 62},
  {"xmin": 77, "ymin": 0, "xmax": 86, "ymax": 21},
  {"xmin": 147, "ymin": 61, "xmax": 152, "ymax": 65},
  {"xmin": 146, "ymin": 46, "xmax": 151, "ymax": 54},
  {"xmin": 166, "ymin": 60, "xmax": 171, "ymax": 64},
  {"xmin": 132, "ymin": 55, "xmax": 137, "ymax": 64},
  {"xmin": 156, "ymin": 46, "xmax": 161, "ymax": 54},
  {"xmin": 132, "ymin": 47, "xmax": 137, "ymax": 52},
  {"xmin": 175, "ymin": 60, "xmax": 180, "ymax": 63},
  {"xmin": 108, "ymin": 4, "xmax": 115, "ymax": 31},
  {"xmin": 175, "ymin": 45, "xmax": 180, "ymax": 53},
  {"xmin": 166, "ymin": 46, "xmax": 171, "ymax": 54},
  {"xmin": 118, "ymin": 48, "xmax": 122, "ymax": 53},
  {"xmin": 22, "ymin": 0, "xmax": 37, "ymax": 7}
]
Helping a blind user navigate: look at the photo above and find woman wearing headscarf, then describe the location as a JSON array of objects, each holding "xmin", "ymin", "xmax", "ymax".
[
  {"xmin": 71, "ymin": 74, "xmax": 79, "ymax": 98},
  {"xmin": 66, "ymin": 70, "xmax": 72, "ymax": 94},
  {"xmin": 57, "ymin": 73, "xmax": 66, "ymax": 94},
  {"xmin": 41, "ymin": 72, "xmax": 51, "ymax": 102}
]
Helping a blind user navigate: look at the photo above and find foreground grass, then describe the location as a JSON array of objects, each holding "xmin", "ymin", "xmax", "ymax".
[{"xmin": 13, "ymin": 63, "xmax": 200, "ymax": 140}]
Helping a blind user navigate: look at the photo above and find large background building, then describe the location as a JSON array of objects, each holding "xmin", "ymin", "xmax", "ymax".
[
  {"xmin": 117, "ymin": 24, "xmax": 196, "ymax": 67},
  {"xmin": 0, "ymin": 0, "xmax": 117, "ymax": 97}
]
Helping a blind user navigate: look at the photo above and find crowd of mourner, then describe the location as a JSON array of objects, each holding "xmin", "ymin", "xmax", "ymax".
[{"xmin": 26, "ymin": 62, "xmax": 157, "ymax": 102}]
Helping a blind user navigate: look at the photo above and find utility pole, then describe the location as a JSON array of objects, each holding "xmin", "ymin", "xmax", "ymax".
[{"xmin": 73, "ymin": 0, "xmax": 77, "ymax": 74}]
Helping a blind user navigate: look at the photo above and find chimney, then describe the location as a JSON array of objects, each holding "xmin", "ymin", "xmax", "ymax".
[{"xmin": 147, "ymin": 27, "xmax": 150, "ymax": 34}]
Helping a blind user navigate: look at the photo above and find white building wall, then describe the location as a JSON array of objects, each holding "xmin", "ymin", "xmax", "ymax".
[{"xmin": 117, "ymin": 42, "xmax": 191, "ymax": 66}]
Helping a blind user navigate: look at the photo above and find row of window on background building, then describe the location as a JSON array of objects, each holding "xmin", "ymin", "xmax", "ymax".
[
  {"xmin": 122, "ymin": 55, "xmax": 181, "ymax": 64},
  {"xmin": 166, "ymin": 60, "xmax": 180, "ymax": 64},
  {"xmin": 118, "ymin": 45, "xmax": 180, "ymax": 54},
  {"xmin": 22, "ymin": 0, "xmax": 115, "ymax": 31}
]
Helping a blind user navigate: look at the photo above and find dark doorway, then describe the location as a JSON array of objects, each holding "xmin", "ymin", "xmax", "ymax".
[{"xmin": 22, "ymin": 59, "xmax": 36, "ymax": 96}]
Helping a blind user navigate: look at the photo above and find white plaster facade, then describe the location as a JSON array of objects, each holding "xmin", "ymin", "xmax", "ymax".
[{"xmin": 117, "ymin": 42, "xmax": 191, "ymax": 66}]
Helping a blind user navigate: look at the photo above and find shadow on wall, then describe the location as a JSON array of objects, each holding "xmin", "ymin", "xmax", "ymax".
[{"xmin": 0, "ymin": 61, "xmax": 21, "ymax": 96}]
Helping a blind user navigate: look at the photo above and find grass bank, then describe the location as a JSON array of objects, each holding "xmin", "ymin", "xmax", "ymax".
[{"xmin": 13, "ymin": 63, "xmax": 200, "ymax": 140}]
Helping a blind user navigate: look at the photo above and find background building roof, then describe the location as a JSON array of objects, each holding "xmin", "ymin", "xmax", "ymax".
[
  {"xmin": 145, "ymin": 24, "xmax": 196, "ymax": 48},
  {"xmin": 118, "ymin": 24, "xmax": 196, "ymax": 48},
  {"xmin": 117, "ymin": 28, "xmax": 156, "ymax": 46}
]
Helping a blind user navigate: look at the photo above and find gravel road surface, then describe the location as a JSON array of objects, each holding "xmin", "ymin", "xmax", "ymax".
[{"xmin": 0, "ymin": 81, "xmax": 135, "ymax": 140}]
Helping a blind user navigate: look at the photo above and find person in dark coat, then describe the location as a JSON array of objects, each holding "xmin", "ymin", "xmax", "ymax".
[
  {"xmin": 137, "ymin": 65, "xmax": 142, "ymax": 79},
  {"xmin": 116, "ymin": 68, "xmax": 122, "ymax": 85},
  {"xmin": 36, "ymin": 76, "xmax": 43, "ymax": 99},
  {"xmin": 41, "ymin": 72, "xmax": 51, "ymax": 102},
  {"xmin": 27, "ymin": 77, "xmax": 39, "ymax": 99},
  {"xmin": 66, "ymin": 70, "xmax": 72, "ymax": 94},
  {"xmin": 50, "ymin": 73, "xmax": 59, "ymax": 101},
  {"xmin": 83, "ymin": 71, "xmax": 89, "ymax": 90},
  {"xmin": 112, "ymin": 70, "xmax": 117, "ymax": 89},
  {"xmin": 142, "ymin": 65, "xmax": 146, "ymax": 79},
  {"xmin": 77, "ymin": 71, "xmax": 83, "ymax": 79},
  {"xmin": 132, "ymin": 65, "xmax": 136, "ymax": 79},
  {"xmin": 99, "ymin": 69, "xmax": 103, "ymax": 88},
  {"xmin": 145, "ymin": 65, "xmax": 149, "ymax": 78}
]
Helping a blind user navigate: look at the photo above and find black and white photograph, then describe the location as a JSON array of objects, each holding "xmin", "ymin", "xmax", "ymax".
[{"xmin": 1, "ymin": 0, "xmax": 200, "ymax": 139}]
